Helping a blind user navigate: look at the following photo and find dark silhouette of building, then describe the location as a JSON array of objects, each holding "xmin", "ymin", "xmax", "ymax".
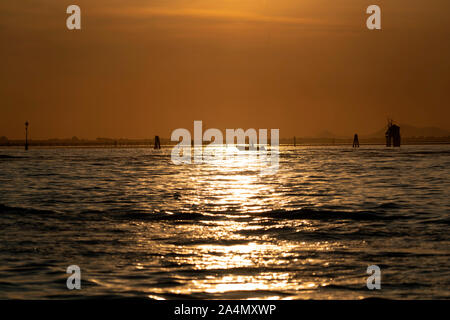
[
  {"xmin": 386, "ymin": 120, "xmax": 401, "ymax": 147},
  {"xmin": 353, "ymin": 134, "xmax": 360, "ymax": 148}
]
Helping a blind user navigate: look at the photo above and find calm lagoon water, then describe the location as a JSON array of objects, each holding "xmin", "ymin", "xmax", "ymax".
[{"xmin": 0, "ymin": 145, "xmax": 449, "ymax": 299}]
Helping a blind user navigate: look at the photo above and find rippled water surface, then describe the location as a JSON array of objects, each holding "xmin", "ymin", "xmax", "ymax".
[{"xmin": 0, "ymin": 145, "xmax": 449, "ymax": 299}]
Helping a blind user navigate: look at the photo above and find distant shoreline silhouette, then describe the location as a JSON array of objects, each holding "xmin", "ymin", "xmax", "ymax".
[{"xmin": 0, "ymin": 136, "xmax": 449, "ymax": 148}]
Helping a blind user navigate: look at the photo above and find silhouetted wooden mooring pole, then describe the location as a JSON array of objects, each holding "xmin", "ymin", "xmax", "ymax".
[
  {"xmin": 154, "ymin": 135, "xmax": 161, "ymax": 149},
  {"xmin": 352, "ymin": 134, "xmax": 360, "ymax": 148},
  {"xmin": 25, "ymin": 121, "xmax": 29, "ymax": 151}
]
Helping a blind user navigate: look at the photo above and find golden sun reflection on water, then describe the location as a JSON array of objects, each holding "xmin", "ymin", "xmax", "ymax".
[
  {"xmin": 130, "ymin": 147, "xmax": 351, "ymax": 299},
  {"xmin": 184, "ymin": 147, "xmax": 285, "ymax": 214},
  {"xmin": 153, "ymin": 224, "xmax": 339, "ymax": 298},
  {"xmin": 190, "ymin": 242, "xmax": 295, "ymax": 270}
]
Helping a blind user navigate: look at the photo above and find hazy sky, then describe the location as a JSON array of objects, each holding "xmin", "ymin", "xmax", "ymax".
[{"xmin": 1, "ymin": 0, "xmax": 449, "ymax": 139}]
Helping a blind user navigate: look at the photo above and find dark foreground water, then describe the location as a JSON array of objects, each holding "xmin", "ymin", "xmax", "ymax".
[{"xmin": 0, "ymin": 145, "xmax": 449, "ymax": 299}]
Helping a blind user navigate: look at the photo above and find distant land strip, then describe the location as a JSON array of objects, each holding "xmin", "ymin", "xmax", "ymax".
[{"xmin": 1, "ymin": 137, "xmax": 450, "ymax": 147}]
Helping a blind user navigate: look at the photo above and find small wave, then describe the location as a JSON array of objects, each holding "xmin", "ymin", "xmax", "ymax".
[
  {"xmin": 0, "ymin": 204, "xmax": 57, "ymax": 216},
  {"xmin": 114, "ymin": 210, "xmax": 208, "ymax": 222},
  {"xmin": 322, "ymin": 284, "xmax": 367, "ymax": 291},
  {"xmin": 0, "ymin": 154, "xmax": 24, "ymax": 159},
  {"xmin": 110, "ymin": 207, "xmax": 401, "ymax": 222},
  {"xmin": 0, "ymin": 203, "xmax": 403, "ymax": 223},
  {"xmin": 407, "ymin": 150, "xmax": 450, "ymax": 155},
  {"xmin": 256, "ymin": 208, "xmax": 398, "ymax": 221},
  {"xmin": 375, "ymin": 202, "xmax": 402, "ymax": 209},
  {"xmin": 167, "ymin": 238, "xmax": 251, "ymax": 246}
]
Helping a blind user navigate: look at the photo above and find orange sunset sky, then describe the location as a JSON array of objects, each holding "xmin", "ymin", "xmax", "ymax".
[{"xmin": 1, "ymin": 0, "xmax": 449, "ymax": 139}]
